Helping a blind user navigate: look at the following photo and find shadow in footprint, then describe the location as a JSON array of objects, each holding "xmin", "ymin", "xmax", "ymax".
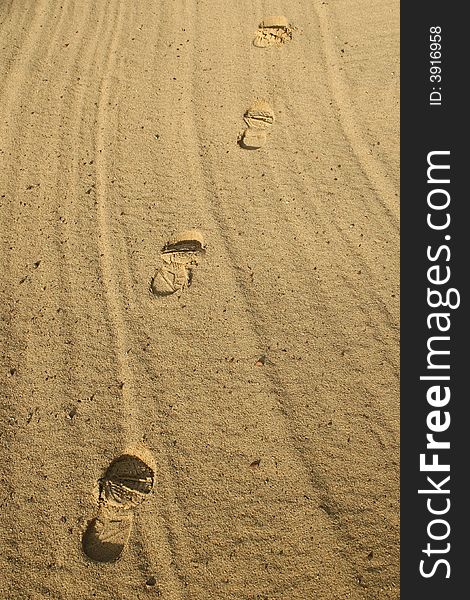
[
  {"xmin": 82, "ymin": 510, "xmax": 133, "ymax": 563},
  {"xmin": 83, "ymin": 450, "xmax": 155, "ymax": 563},
  {"xmin": 103, "ymin": 454, "xmax": 154, "ymax": 508}
]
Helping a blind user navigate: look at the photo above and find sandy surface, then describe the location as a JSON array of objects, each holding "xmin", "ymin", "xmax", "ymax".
[{"xmin": 0, "ymin": 1, "xmax": 399, "ymax": 599}]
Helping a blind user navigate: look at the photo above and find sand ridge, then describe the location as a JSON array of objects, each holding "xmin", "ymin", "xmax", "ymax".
[{"xmin": 0, "ymin": 0, "xmax": 399, "ymax": 598}]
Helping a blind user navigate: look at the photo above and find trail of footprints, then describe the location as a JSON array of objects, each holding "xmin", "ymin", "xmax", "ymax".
[
  {"xmin": 240, "ymin": 16, "xmax": 294, "ymax": 150},
  {"xmin": 82, "ymin": 15, "xmax": 294, "ymax": 568}
]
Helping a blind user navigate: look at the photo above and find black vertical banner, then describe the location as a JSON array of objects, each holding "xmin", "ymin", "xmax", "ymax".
[{"xmin": 401, "ymin": 4, "xmax": 467, "ymax": 599}]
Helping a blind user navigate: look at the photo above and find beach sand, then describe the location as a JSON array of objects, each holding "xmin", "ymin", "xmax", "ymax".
[{"xmin": 0, "ymin": 1, "xmax": 399, "ymax": 598}]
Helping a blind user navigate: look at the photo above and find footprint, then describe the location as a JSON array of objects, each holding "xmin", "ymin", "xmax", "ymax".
[
  {"xmin": 150, "ymin": 229, "xmax": 205, "ymax": 297},
  {"xmin": 243, "ymin": 99, "xmax": 275, "ymax": 129},
  {"xmin": 102, "ymin": 453, "xmax": 154, "ymax": 508},
  {"xmin": 239, "ymin": 99, "xmax": 275, "ymax": 150},
  {"xmin": 83, "ymin": 449, "xmax": 155, "ymax": 563},
  {"xmin": 253, "ymin": 16, "xmax": 295, "ymax": 48}
]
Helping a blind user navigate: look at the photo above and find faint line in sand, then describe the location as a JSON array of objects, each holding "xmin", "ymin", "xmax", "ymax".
[
  {"xmin": 93, "ymin": 0, "xmax": 140, "ymax": 437},
  {"xmin": 0, "ymin": 0, "xmax": 63, "ymax": 103},
  {"xmin": 311, "ymin": 0, "xmax": 399, "ymax": 224},
  {"xmin": 185, "ymin": 3, "xmax": 368, "ymax": 571},
  {"xmin": 92, "ymin": 3, "xmax": 187, "ymax": 596}
]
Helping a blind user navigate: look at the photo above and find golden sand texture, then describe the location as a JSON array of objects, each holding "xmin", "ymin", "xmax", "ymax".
[{"xmin": 0, "ymin": 0, "xmax": 399, "ymax": 598}]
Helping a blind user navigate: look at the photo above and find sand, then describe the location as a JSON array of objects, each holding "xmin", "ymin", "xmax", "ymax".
[{"xmin": 0, "ymin": 1, "xmax": 399, "ymax": 598}]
